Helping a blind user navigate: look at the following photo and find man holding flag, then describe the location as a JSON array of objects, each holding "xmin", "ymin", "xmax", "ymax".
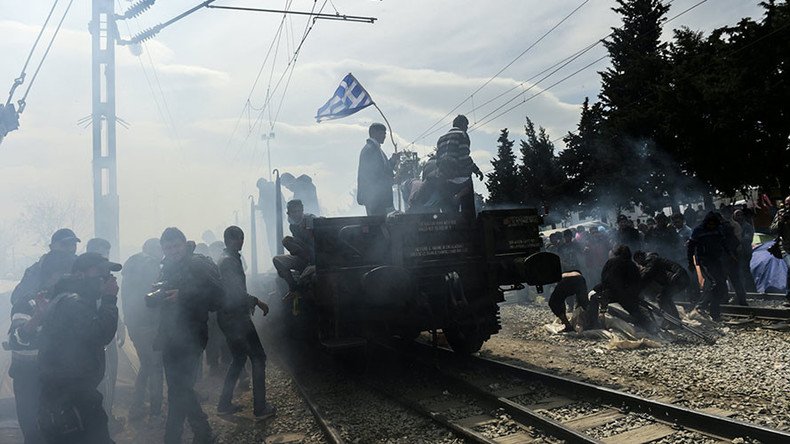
[
  {"xmin": 357, "ymin": 123, "xmax": 399, "ymax": 215},
  {"xmin": 316, "ymin": 73, "xmax": 400, "ymax": 215}
]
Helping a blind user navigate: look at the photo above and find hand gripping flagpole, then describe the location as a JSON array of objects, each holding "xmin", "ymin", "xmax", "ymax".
[{"xmin": 372, "ymin": 102, "xmax": 397, "ymax": 153}]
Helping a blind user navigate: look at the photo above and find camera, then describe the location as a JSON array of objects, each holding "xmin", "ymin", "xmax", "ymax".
[{"xmin": 146, "ymin": 281, "xmax": 171, "ymax": 306}]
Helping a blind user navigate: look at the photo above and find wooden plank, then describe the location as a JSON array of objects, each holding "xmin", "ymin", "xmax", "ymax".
[
  {"xmin": 524, "ymin": 396, "xmax": 574, "ymax": 411},
  {"xmin": 563, "ymin": 409, "xmax": 625, "ymax": 430},
  {"xmin": 454, "ymin": 414, "xmax": 497, "ymax": 428},
  {"xmin": 601, "ymin": 423, "xmax": 675, "ymax": 444},
  {"xmin": 494, "ymin": 431, "xmax": 537, "ymax": 444}
]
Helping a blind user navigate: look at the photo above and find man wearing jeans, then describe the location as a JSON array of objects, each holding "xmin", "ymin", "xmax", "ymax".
[
  {"xmin": 216, "ymin": 226, "xmax": 275, "ymax": 418},
  {"xmin": 770, "ymin": 196, "xmax": 790, "ymax": 307},
  {"xmin": 153, "ymin": 227, "xmax": 223, "ymax": 444},
  {"xmin": 121, "ymin": 239, "xmax": 164, "ymax": 420}
]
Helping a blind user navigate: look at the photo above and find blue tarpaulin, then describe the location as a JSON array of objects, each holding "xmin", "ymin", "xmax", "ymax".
[{"xmin": 750, "ymin": 242, "xmax": 788, "ymax": 294}]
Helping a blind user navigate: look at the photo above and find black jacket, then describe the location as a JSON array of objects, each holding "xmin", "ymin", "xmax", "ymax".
[
  {"xmin": 640, "ymin": 253, "xmax": 688, "ymax": 287},
  {"xmin": 121, "ymin": 252, "xmax": 161, "ymax": 330},
  {"xmin": 217, "ymin": 249, "xmax": 256, "ymax": 335},
  {"xmin": 155, "ymin": 253, "xmax": 223, "ymax": 350},
  {"xmin": 599, "ymin": 255, "xmax": 641, "ymax": 304},
  {"xmin": 356, "ymin": 138, "xmax": 395, "ymax": 208},
  {"xmin": 11, "ymin": 250, "xmax": 76, "ymax": 305},
  {"xmin": 38, "ymin": 276, "xmax": 118, "ymax": 389}
]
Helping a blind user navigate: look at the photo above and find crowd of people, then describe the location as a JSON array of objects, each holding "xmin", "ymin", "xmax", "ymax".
[
  {"xmin": 8, "ymin": 225, "xmax": 274, "ymax": 444},
  {"xmin": 544, "ymin": 196, "xmax": 790, "ymax": 331}
]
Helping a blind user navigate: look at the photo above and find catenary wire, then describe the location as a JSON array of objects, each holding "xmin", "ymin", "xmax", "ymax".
[
  {"xmin": 6, "ymin": 0, "xmax": 61, "ymax": 105},
  {"xmin": 406, "ymin": 0, "xmax": 591, "ymax": 147},
  {"xmin": 18, "ymin": 0, "xmax": 75, "ymax": 111},
  {"xmin": 468, "ymin": 0, "xmax": 706, "ymax": 134}
]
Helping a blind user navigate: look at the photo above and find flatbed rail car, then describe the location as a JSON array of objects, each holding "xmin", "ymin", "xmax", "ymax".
[{"xmin": 296, "ymin": 208, "xmax": 562, "ymax": 354}]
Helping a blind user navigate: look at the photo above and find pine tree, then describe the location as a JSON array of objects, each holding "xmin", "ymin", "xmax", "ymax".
[
  {"xmin": 519, "ymin": 118, "xmax": 565, "ymax": 214},
  {"xmin": 560, "ymin": 98, "xmax": 606, "ymax": 215},
  {"xmin": 485, "ymin": 129, "xmax": 520, "ymax": 205},
  {"xmin": 598, "ymin": 0, "xmax": 672, "ymax": 210}
]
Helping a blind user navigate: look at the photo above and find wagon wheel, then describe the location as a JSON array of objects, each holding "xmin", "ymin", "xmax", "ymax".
[
  {"xmin": 444, "ymin": 325, "xmax": 487, "ymax": 354},
  {"xmin": 443, "ymin": 272, "xmax": 487, "ymax": 354}
]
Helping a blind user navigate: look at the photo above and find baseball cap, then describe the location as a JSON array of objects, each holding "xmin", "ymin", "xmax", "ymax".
[
  {"xmin": 72, "ymin": 252, "xmax": 122, "ymax": 274},
  {"xmin": 51, "ymin": 228, "xmax": 81, "ymax": 244}
]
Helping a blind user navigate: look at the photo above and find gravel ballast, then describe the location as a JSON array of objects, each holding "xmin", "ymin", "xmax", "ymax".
[{"xmin": 483, "ymin": 302, "xmax": 790, "ymax": 431}]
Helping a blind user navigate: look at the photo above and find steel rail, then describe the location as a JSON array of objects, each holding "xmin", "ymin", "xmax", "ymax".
[
  {"xmin": 678, "ymin": 302, "xmax": 790, "ymax": 321},
  {"xmin": 372, "ymin": 340, "xmax": 601, "ymax": 444},
  {"xmin": 364, "ymin": 383, "xmax": 501, "ymax": 444},
  {"xmin": 413, "ymin": 342, "xmax": 790, "ymax": 443},
  {"xmin": 273, "ymin": 351, "xmax": 347, "ymax": 444}
]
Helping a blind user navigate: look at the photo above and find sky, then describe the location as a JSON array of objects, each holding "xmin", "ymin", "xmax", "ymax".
[{"xmin": 0, "ymin": 0, "xmax": 765, "ymax": 265}]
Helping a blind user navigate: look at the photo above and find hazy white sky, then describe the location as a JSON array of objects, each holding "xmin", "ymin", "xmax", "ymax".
[{"xmin": 0, "ymin": 0, "xmax": 764, "ymax": 262}]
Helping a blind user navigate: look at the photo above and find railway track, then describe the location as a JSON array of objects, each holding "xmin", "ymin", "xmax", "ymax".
[
  {"xmin": 677, "ymin": 301, "xmax": 790, "ymax": 323},
  {"xmin": 273, "ymin": 351, "xmax": 347, "ymax": 444},
  {"xmin": 368, "ymin": 339, "xmax": 790, "ymax": 444}
]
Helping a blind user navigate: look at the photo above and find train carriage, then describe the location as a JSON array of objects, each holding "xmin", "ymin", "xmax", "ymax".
[{"xmin": 289, "ymin": 208, "xmax": 562, "ymax": 354}]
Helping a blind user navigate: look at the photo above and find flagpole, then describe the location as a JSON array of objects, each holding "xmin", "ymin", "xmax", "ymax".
[
  {"xmin": 372, "ymin": 102, "xmax": 402, "ymax": 211},
  {"xmin": 373, "ymin": 102, "xmax": 398, "ymax": 153}
]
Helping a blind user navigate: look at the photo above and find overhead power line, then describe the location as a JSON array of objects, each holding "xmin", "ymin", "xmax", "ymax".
[
  {"xmin": 6, "ymin": 0, "xmax": 61, "ymax": 106},
  {"xmin": 17, "ymin": 0, "xmax": 76, "ymax": 113},
  {"xmin": 407, "ymin": 0, "xmax": 591, "ymax": 148},
  {"xmin": 462, "ymin": 0, "xmax": 711, "ymax": 136},
  {"xmin": 206, "ymin": 4, "xmax": 376, "ymax": 23},
  {"xmin": 408, "ymin": 0, "xmax": 691, "ymax": 147}
]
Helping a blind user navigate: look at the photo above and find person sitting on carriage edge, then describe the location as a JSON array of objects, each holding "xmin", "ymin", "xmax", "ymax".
[
  {"xmin": 357, "ymin": 122, "xmax": 399, "ymax": 216},
  {"xmin": 273, "ymin": 199, "xmax": 317, "ymax": 302}
]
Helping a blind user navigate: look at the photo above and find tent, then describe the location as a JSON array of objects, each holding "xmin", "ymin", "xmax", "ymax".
[{"xmin": 750, "ymin": 242, "xmax": 788, "ymax": 294}]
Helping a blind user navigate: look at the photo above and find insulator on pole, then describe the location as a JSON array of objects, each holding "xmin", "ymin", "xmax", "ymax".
[
  {"xmin": 118, "ymin": 24, "xmax": 162, "ymax": 45},
  {"xmin": 118, "ymin": 0, "xmax": 155, "ymax": 20}
]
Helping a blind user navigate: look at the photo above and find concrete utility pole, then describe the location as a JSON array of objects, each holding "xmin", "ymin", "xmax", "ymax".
[{"xmin": 90, "ymin": 0, "xmax": 119, "ymax": 258}]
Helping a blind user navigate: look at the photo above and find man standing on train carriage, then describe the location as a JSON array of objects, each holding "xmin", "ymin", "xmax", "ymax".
[
  {"xmin": 357, "ymin": 122, "xmax": 400, "ymax": 216},
  {"xmin": 436, "ymin": 115, "xmax": 484, "ymax": 220}
]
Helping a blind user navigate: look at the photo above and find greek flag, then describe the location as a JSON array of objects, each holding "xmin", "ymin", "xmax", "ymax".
[{"xmin": 315, "ymin": 73, "xmax": 374, "ymax": 122}]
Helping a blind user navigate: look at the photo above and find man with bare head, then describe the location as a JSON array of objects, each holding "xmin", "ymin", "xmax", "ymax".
[
  {"xmin": 123, "ymin": 238, "xmax": 164, "ymax": 420},
  {"xmin": 153, "ymin": 227, "xmax": 223, "ymax": 444},
  {"xmin": 357, "ymin": 122, "xmax": 399, "ymax": 216}
]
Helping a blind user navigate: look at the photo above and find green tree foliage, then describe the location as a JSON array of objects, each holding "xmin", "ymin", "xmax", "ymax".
[
  {"xmin": 560, "ymin": 98, "xmax": 607, "ymax": 215},
  {"xmin": 482, "ymin": 0, "xmax": 790, "ymax": 214},
  {"xmin": 598, "ymin": 0, "xmax": 676, "ymax": 210},
  {"xmin": 519, "ymin": 118, "xmax": 566, "ymax": 215},
  {"xmin": 666, "ymin": 0, "xmax": 790, "ymax": 196},
  {"xmin": 486, "ymin": 129, "xmax": 520, "ymax": 205}
]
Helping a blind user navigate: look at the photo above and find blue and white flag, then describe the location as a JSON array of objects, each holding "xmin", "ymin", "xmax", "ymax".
[{"xmin": 315, "ymin": 73, "xmax": 374, "ymax": 122}]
